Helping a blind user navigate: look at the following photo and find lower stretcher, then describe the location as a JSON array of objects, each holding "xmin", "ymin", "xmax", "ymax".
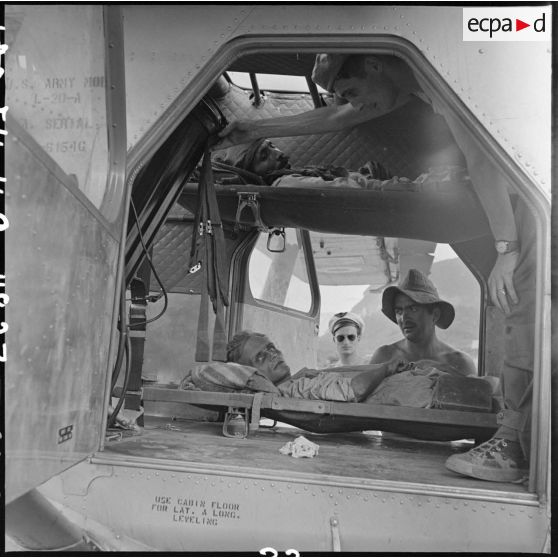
[{"xmin": 143, "ymin": 386, "xmax": 498, "ymax": 442}]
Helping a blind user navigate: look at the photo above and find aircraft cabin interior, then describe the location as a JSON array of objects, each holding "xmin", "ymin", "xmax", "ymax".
[
  {"xmin": 5, "ymin": 4, "xmax": 551, "ymax": 552},
  {"xmin": 113, "ymin": 49, "xmax": 532, "ymax": 497}
]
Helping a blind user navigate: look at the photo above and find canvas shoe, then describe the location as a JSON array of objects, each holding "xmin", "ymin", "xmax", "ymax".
[{"xmin": 445, "ymin": 437, "xmax": 528, "ymax": 482}]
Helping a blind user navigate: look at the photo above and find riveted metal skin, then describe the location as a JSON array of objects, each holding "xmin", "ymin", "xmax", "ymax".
[
  {"xmin": 5, "ymin": 121, "xmax": 120, "ymax": 503},
  {"xmin": 5, "ymin": 4, "xmax": 551, "ymax": 552},
  {"xmin": 5, "ymin": 6, "xmax": 128, "ymax": 503},
  {"xmin": 40, "ymin": 459, "xmax": 549, "ymax": 553}
]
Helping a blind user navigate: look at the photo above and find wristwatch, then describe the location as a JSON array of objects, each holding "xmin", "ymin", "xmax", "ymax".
[{"xmin": 495, "ymin": 240, "xmax": 520, "ymax": 254}]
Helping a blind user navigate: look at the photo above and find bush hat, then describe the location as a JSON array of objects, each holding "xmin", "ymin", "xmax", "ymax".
[
  {"xmin": 312, "ymin": 53, "xmax": 349, "ymax": 93},
  {"xmin": 328, "ymin": 311, "xmax": 365, "ymax": 336},
  {"xmin": 381, "ymin": 268, "xmax": 455, "ymax": 329}
]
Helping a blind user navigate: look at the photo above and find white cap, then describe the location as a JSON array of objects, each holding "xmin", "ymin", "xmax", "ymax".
[{"xmin": 328, "ymin": 311, "xmax": 365, "ymax": 336}]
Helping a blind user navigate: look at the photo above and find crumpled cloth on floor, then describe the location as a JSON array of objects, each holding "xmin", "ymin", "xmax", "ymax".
[{"xmin": 279, "ymin": 435, "xmax": 319, "ymax": 458}]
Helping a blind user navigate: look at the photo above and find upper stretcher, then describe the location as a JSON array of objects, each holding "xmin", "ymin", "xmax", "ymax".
[{"xmin": 179, "ymin": 165, "xmax": 492, "ymax": 244}]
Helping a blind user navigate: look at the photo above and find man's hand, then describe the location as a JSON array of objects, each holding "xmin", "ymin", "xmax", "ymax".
[
  {"xmin": 290, "ymin": 367, "xmax": 322, "ymax": 381},
  {"xmin": 412, "ymin": 359, "xmax": 438, "ymax": 370},
  {"xmin": 488, "ymin": 251, "xmax": 519, "ymax": 314},
  {"xmin": 213, "ymin": 120, "xmax": 259, "ymax": 150},
  {"xmin": 386, "ymin": 358, "xmax": 409, "ymax": 376},
  {"xmin": 412, "ymin": 358, "xmax": 472, "ymax": 377}
]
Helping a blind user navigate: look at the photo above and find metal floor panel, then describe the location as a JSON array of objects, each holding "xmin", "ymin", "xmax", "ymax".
[{"xmin": 100, "ymin": 416, "xmax": 530, "ymax": 499}]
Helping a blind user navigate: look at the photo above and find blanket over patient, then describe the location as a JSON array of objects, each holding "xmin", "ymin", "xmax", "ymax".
[
  {"xmin": 180, "ymin": 363, "xmax": 358, "ymax": 401},
  {"xmin": 179, "ymin": 362, "xmax": 486, "ymax": 408}
]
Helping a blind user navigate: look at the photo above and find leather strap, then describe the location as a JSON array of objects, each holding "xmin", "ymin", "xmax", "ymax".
[
  {"xmin": 195, "ymin": 261, "xmax": 211, "ymax": 362},
  {"xmin": 249, "ymin": 392, "xmax": 264, "ymax": 432},
  {"xmin": 190, "ymin": 143, "xmax": 230, "ymax": 362}
]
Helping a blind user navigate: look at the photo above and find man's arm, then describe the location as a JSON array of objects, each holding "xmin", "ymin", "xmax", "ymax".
[
  {"xmin": 465, "ymin": 154, "xmax": 519, "ymax": 314},
  {"xmin": 446, "ymin": 351, "xmax": 477, "ymax": 377},
  {"xmin": 413, "ymin": 353, "xmax": 476, "ymax": 377},
  {"xmin": 351, "ymin": 359, "xmax": 407, "ymax": 401},
  {"xmin": 288, "ymin": 367, "xmax": 322, "ymax": 381},
  {"xmin": 216, "ymin": 103, "xmax": 376, "ymax": 150},
  {"xmin": 441, "ymin": 111, "xmax": 519, "ymax": 314}
]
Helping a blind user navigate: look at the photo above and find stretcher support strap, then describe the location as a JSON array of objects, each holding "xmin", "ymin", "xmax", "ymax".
[{"xmin": 189, "ymin": 143, "xmax": 230, "ymax": 362}]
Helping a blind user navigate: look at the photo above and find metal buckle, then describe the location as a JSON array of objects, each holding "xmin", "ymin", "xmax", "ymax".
[
  {"xmin": 235, "ymin": 192, "xmax": 269, "ymax": 233},
  {"xmin": 266, "ymin": 227, "xmax": 286, "ymax": 253},
  {"xmin": 189, "ymin": 262, "xmax": 201, "ymax": 274}
]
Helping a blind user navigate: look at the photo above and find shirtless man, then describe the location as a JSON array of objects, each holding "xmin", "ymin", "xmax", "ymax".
[{"xmin": 369, "ymin": 268, "xmax": 477, "ymax": 377}]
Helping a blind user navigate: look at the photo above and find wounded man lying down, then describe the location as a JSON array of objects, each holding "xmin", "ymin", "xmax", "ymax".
[
  {"xmin": 180, "ymin": 331, "xmax": 494, "ymax": 409},
  {"xmin": 212, "ymin": 138, "xmax": 394, "ymax": 189},
  {"xmin": 181, "ymin": 330, "xmax": 408, "ymax": 402},
  {"xmin": 213, "ymin": 138, "xmax": 470, "ymax": 191}
]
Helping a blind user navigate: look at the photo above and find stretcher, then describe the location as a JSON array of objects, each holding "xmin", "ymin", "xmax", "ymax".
[
  {"xmin": 179, "ymin": 180, "xmax": 491, "ymax": 245},
  {"xmin": 143, "ymin": 386, "xmax": 498, "ymax": 443}
]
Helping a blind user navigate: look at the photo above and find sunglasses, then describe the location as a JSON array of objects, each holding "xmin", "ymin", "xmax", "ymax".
[{"xmin": 335, "ymin": 334, "xmax": 357, "ymax": 343}]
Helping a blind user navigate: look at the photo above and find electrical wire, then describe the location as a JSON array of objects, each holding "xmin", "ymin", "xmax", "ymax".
[
  {"xmin": 108, "ymin": 325, "xmax": 131, "ymax": 428},
  {"xmin": 108, "ymin": 276, "xmax": 130, "ymax": 427},
  {"xmin": 110, "ymin": 280, "xmax": 128, "ymax": 394},
  {"xmin": 129, "ymin": 198, "xmax": 169, "ymax": 326},
  {"xmin": 107, "ymin": 198, "xmax": 170, "ymax": 426}
]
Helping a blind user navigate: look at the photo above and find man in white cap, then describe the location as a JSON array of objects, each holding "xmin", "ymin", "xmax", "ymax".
[
  {"xmin": 328, "ymin": 311, "xmax": 371, "ymax": 367},
  {"xmin": 217, "ymin": 54, "xmax": 536, "ymax": 483},
  {"xmin": 369, "ymin": 268, "xmax": 477, "ymax": 377}
]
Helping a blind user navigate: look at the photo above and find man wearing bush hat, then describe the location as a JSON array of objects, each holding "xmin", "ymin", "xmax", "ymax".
[
  {"xmin": 369, "ymin": 268, "xmax": 477, "ymax": 376},
  {"xmin": 381, "ymin": 268, "xmax": 455, "ymax": 330}
]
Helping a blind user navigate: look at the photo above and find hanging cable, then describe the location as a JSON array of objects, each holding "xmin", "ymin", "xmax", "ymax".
[
  {"xmin": 110, "ymin": 279, "xmax": 128, "ymax": 394},
  {"xmin": 108, "ymin": 324, "xmax": 131, "ymax": 428},
  {"xmin": 129, "ymin": 198, "xmax": 169, "ymax": 326},
  {"xmin": 108, "ymin": 197, "xmax": 169, "ymax": 426}
]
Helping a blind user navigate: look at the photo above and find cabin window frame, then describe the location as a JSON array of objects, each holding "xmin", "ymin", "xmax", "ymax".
[
  {"xmin": 240, "ymin": 227, "xmax": 320, "ymax": 320},
  {"xmin": 124, "ymin": 33, "xmax": 549, "ymax": 502}
]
